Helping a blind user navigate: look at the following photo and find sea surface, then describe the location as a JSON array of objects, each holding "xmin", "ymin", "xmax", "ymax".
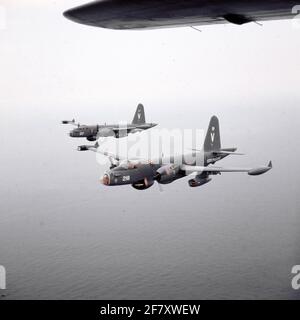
[{"xmin": 0, "ymin": 104, "xmax": 299, "ymax": 300}]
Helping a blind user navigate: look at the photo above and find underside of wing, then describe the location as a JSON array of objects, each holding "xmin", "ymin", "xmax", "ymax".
[
  {"xmin": 64, "ymin": 0, "xmax": 297, "ymax": 30},
  {"xmin": 212, "ymin": 151, "xmax": 244, "ymax": 156}
]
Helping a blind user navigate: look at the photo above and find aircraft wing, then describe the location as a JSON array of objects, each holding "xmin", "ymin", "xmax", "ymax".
[
  {"xmin": 94, "ymin": 143, "xmax": 128, "ymax": 161},
  {"xmin": 77, "ymin": 142, "xmax": 140, "ymax": 163},
  {"xmin": 64, "ymin": 0, "xmax": 297, "ymax": 30},
  {"xmin": 111, "ymin": 125, "xmax": 136, "ymax": 131},
  {"xmin": 107, "ymin": 125, "xmax": 146, "ymax": 137},
  {"xmin": 96, "ymin": 149, "xmax": 127, "ymax": 161},
  {"xmin": 77, "ymin": 143, "xmax": 128, "ymax": 169},
  {"xmin": 181, "ymin": 161, "xmax": 272, "ymax": 176}
]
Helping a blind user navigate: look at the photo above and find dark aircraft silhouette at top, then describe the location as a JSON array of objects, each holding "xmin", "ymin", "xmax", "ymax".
[
  {"xmin": 78, "ymin": 115, "xmax": 272, "ymax": 190},
  {"xmin": 64, "ymin": 0, "xmax": 298, "ymax": 30}
]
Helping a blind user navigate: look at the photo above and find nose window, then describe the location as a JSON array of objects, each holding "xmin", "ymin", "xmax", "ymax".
[{"xmin": 102, "ymin": 174, "xmax": 110, "ymax": 185}]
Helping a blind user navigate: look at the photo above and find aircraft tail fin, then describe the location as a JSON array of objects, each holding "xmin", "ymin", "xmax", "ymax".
[
  {"xmin": 204, "ymin": 116, "xmax": 221, "ymax": 152},
  {"xmin": 132, "ymin": 104, "xmax": 145, "ymax": 125}
]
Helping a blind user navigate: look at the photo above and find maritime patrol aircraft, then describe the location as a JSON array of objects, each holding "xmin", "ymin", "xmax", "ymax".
[
  {"xmin": 62, "ymin": 104, "xmax": 157, "ymax": 141},
  {"xmin": 64, "ymin": 0, "xmax": 299, "ymax": 29},
  {"xmin": 78, "ymin": 115, "xmax": 272, "ymax": 189}
]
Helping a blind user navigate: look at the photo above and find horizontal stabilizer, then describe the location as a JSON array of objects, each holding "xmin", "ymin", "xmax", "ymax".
[
  {"xmin": 190, "ymin": 148, "xmax": 244, "ymax": 155},
  {"xmin": 62, "ymin": 119, "xmax": 75, "ymax": 124},
  {"xmin": 77, "ymin": 144, "xmax": 98, "ymax": 152}
]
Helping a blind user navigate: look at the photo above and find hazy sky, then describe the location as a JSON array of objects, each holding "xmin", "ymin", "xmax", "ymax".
[{"xmin": 1, "ymin": 0, "xmax": 300, "ymax": 116}]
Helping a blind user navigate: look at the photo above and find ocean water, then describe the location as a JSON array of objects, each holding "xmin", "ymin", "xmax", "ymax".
[{"xmin": 0, "ymin": 103, "xmax": 299, "ymax": 300}]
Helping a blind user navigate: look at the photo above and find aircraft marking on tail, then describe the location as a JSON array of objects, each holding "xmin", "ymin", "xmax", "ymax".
[
  {"xmin": 204, "ymin": 116, "xmax": 221, "ymax": 152},
  {"xmin": 211, "ymin": 126, "xmax": 215, "ymax": 143}
]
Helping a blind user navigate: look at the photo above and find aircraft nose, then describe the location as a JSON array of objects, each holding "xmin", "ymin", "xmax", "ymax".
[{"xmin": 100, "ymin": 174, "xmax": 110, "ymax": 186}]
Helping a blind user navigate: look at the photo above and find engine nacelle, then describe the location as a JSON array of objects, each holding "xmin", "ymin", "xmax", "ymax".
[
  {"xmin": 132, "ymin": 178, "xmax": 154, "ymax": 190},
  {"xmin": 188, "ymin": 177, "xmax": 212, "ymax": 187},
  {"xmin": 156, "ymin": 164, "xmax": 180, "ymax": 184},
  {"xmin": 87, "ymin": 136, "xmax": 97, "ymax": 141}
]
